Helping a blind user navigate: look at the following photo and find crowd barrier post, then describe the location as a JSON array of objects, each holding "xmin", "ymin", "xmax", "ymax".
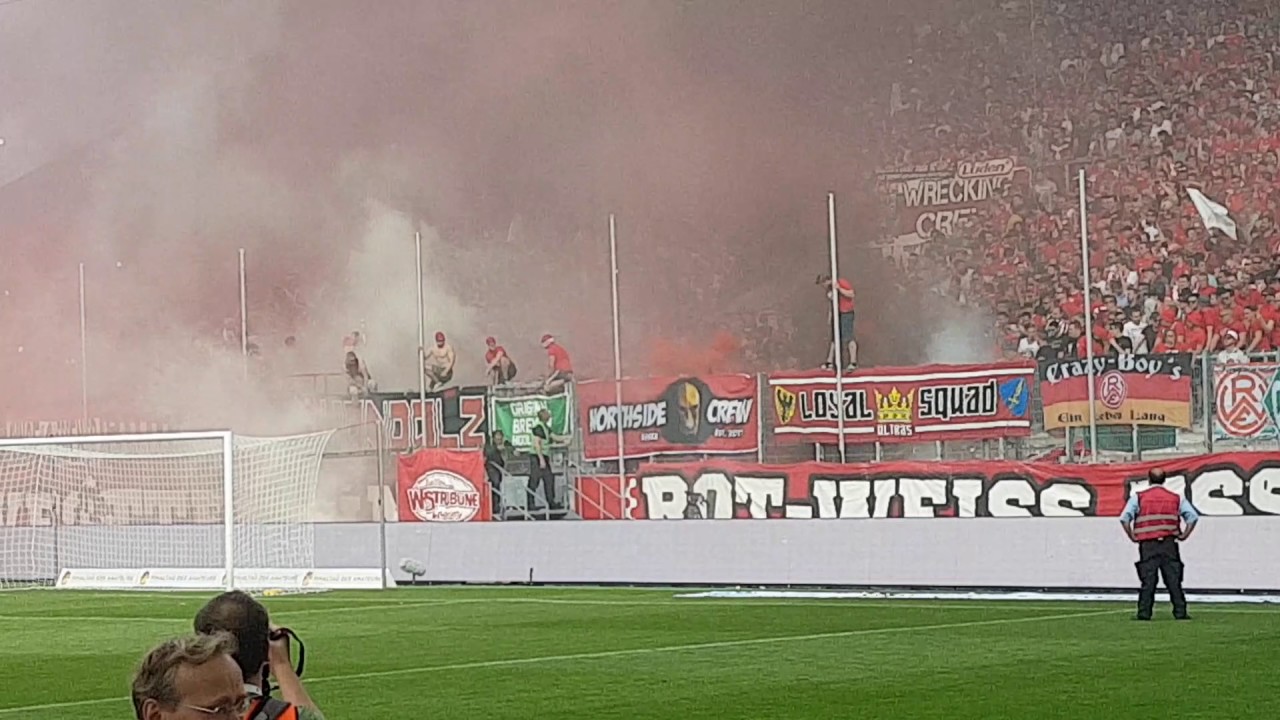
[
  {"xmin": 756, "ymin": 372, "xmax": 765, "ymax": 464},
  {"xmin": 374, "ymin": 416, "xmax": 388, "ymax": 588},
  {"xmin": 826, "ymin": 192, "xmax": 847, "ymax": 462},
  {"xmin": 238, "ymin": 248, "xmax": 249, "ymax": 382},
  {"xmin": 1202, "ymin": 352, "xmax": 1215, "ymax": 455},
  {"xmin": 607, "ymin": 214, "xmax": 627, "ymax": 502},
  {"xmin": 1077, "ymin": 170, "xmax": 1099, "ymax": 461},
  {"xmin": 78, "ymin": 261, "xmax": 89, "ymax": 423},
  {"xmin": 414, "ymin": 230, "xmax": 427, "ymax": 451}
]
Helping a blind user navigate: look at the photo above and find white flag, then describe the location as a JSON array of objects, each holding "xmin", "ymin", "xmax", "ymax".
[{"xmin": 1186, "ymin": 187, "xmax": 1238, "ymax": 240}]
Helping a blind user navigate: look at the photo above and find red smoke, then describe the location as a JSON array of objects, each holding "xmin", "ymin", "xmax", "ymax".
[{"xmin": 646, "ymin": 331, "xmax": 743, "ymax": 377}]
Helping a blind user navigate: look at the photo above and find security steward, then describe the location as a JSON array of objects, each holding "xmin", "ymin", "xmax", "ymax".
[{"xmin": 1119, "ymin": 468, "xmax": 1199, "ymax": 621}]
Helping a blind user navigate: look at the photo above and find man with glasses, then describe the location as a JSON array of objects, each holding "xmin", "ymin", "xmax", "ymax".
[{"xmin": 131, "ymin": 632, "xmax": 251, "ymax": 719}]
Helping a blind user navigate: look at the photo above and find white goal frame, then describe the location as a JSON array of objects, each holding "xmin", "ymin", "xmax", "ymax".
[
  {"xmin": 0, "ymin": 425, "xmax": 389, "ymax": 589},
  {"xmin": 0, "ymin": 430, "xmax": 238, "ymax": 589}
]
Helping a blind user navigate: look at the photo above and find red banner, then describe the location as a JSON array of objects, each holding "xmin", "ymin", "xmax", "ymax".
[
  {"xmin": 767, "ymin": 363, "xmax": 1035, "ymax": 444},
  {"xmin": 1038, "ymin": 354, "xmax": 1193, "ymax": 430},
  {"xmin": 396, "ymin": 449, "xmax": 490, "ymax": 522},
  {"xmin": 576, "ymin": 375, "xmax": 759, "ymax": 460},
  {"xmin": 576, "ymin": 452, "xmax": 1280, "ymax": 519}
]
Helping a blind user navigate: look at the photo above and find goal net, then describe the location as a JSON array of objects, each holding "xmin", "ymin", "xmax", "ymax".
[{"xmin": 0, "ymin": 430, "xmax": 343, "ymax": 590}]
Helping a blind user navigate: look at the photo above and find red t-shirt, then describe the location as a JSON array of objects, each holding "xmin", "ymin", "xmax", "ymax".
[
  {"xmin": 1240, "ymin": 319, "xmax": 1266, "ymax": 349},
  {"xmin": 1238, "ymin": 289, "xmax": 1265, "ymax": 309},
  {"xmin": 1261, "ymin": 305, "xmax": 1280, "ymax": 345},
  {"xmin": 835, "ymin": 278, "xmax": 855, "ymax": 314},
  {"xmin": 1184, "ymin": 326, "xmax": 1208, "ymax": 352},
  {"xmin": 1077, "ymin": 336, "xmax": 1102, "ymax": 357},
  {"xmin": 485, "ymin": 346, "xmax": 507, "ymax": 364},
  {"xmin": 548, "ymin": 343, "xmax": 573, "ymax": 373}
]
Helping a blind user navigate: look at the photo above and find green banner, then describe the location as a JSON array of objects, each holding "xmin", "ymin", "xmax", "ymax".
[{"xmin": 490, "ymin": 391, "xmax": 572, "ymax": 453}]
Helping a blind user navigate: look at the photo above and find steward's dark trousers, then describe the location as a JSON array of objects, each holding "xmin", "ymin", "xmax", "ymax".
[
  {"xmin": 1136, "ymin": 536, "xmax": 1188, "ymax": 619},
  {"xmin": 527, "ymin": 460, "xmax": 557, "ymax": 512},
  {"xmin": 486, "ymin": 467, "xmax": 504, "ymax": 516}
]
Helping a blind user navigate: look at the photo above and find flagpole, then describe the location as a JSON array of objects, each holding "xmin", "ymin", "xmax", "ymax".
[
  {"xmin": 1078, "ymin": 170, "xmax": 1099, "ymax": 461},
  {"xmin": 415, "ymin": 230, "xmax": 427, "ymax": 448},
  {"xmin": 827, "ymin": 192, "xmax": 847, "ymax": 463},
  {"xmin": 78, "ymin": 262, "xmax": 89, "ymax": 423},
  {"xmin": 609, "ymin": 214, "xmax": 627, "ymax": 516},
  {"xmin": 238, "ymin": 248, "xmax": 249, "ymax": 381}
]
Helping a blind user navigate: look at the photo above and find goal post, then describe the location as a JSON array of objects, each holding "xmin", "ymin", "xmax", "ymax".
[{"xmin": 0, "ymin": 429, "xmax": 387, "ymax": 591}]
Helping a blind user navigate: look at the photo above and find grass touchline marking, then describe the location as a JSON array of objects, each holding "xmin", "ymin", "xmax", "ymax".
[
  {"xmin": 2, "ymin": 596, "xmax": 1277, "ymax": 624},
  {"xmin": 0, "ymin": 608, "xmax": 1123, "ymax": 715},
  {"xmin": 0, "ymin": 598, "xmax": 1100, "ymax": 623}
]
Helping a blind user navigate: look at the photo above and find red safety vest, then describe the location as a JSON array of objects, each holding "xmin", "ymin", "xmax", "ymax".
[{"xmin": 1133, "ymin": 486, "xmax": 1182, "ymax": 541}]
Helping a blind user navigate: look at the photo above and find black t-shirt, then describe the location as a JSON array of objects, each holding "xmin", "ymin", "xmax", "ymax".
[{"xmin": 484, "ymin": 441, "xmax": 507, "ymax": 469}]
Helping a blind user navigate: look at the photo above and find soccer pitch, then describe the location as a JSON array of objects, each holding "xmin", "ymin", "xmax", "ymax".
[{"xmin": 2, "ymin": 588, "xmax": 1277, "ymax": 719}]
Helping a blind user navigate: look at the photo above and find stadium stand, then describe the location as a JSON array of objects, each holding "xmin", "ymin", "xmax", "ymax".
[{"xmin": 879, "ymin": 0, "xmax": 1280, "ymax": 363}]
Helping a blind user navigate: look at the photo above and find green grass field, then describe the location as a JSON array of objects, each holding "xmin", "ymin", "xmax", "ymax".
[{"xmin": 1, "ymin": 587, "xmax": 1277, "ymax": 719}]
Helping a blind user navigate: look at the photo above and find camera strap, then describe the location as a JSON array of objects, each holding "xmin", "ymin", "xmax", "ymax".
[
  {"xmin": 260, "ymin": 628, "xmax": 306, "ymax": 702},
  {"xmin": 248, "ymin": 697, "xmax": 293, "ymax": 720},
  {"xmin": 270, "ymin": 628, "xmax": 307, "ymax": 678}
]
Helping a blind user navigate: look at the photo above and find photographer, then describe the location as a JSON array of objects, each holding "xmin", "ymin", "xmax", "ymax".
[{"xmin": 194, "ymin": 591, "xmax": 325, "ymax": 720}]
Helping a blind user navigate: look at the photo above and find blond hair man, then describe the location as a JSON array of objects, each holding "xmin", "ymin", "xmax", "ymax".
[{"xmin": 131, "ymin": 632, "xmax": 248, "ymax": 719}]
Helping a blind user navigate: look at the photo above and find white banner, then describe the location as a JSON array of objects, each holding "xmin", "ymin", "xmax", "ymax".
[{"xmin": 56, "ymin": 567, "xmax": 389, "ymax": 591}]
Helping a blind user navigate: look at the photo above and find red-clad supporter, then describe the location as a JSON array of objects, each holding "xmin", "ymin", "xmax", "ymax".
[
  {"xmin": 540, "ymin": 334, "xmax": 574, "ymax": 393},
  {"xmin": 1261, "ymin": 290, "xmax": 1280, "ymax": 347},
  {"xmin": 1152, "ymin": 328, "xmax": 1179, "ymax": 355},
  {"xmin": 819, "ymin": 275, "xmax": 858, "ymax": 371},
  {"xmin": 1240, "ymin": 307, "xmax": 1268, "ymax": 352},
  {"xmin": 872, "ymin": 0, "xmax": 1280, "ymax": 365},
  {"xmin": 483, "ymin": 336, "xmax": 518, "ymax": 386}
]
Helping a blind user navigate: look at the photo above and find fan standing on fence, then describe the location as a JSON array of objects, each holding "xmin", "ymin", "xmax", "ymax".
[
  {"xmin": 818, "ymin": 274, "xmax": 857, "ymax": 372},
  {"xmin": 1119, "ymin": 468, "xmax": 1200, "ymax": 622}
]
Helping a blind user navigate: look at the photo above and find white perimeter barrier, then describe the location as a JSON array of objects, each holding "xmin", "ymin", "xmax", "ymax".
[{"xmin": 7, "ymin": 517, "xmax": 1279, "ymax": 591}]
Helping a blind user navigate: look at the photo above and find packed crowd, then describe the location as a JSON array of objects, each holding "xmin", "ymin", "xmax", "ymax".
[{"xmin": 883, "ymin": 0, "xmax": 1280, "ymax": 365}]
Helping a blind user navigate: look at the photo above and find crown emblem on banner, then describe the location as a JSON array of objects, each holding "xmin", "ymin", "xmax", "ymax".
[{"xmin": 875, "ymin": 387, "xmax": 914, "ymax": 424}]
